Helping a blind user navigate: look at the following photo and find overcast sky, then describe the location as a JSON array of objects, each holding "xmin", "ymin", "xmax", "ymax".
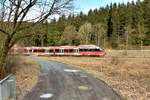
[{"xmin": 74, "ymin": 0, "xmax": 142, "ymax": 14}]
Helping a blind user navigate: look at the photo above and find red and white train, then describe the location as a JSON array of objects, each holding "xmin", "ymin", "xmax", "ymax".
[{"xmin": 12, "ymin": 45, "xmax": 106, "ymax": 56}]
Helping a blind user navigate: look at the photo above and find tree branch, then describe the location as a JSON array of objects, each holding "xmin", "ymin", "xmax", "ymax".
[
  {"xmin": 11, "ymin": 0, "xmax": 38, "ymax": 38},
  {"xmin": 39, "ymin": 0, "xmax": 57, "ymax": 22},
  {"xmin": 9, "ymin": 34, "xmax": 34, "ymax": 49},
  {"xmin": 0, "ymin": 28, "xmax": 9, "ymax": 36}
]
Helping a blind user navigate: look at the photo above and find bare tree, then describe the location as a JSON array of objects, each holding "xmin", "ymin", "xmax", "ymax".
[
  {"xmin": 137, "ymin": 24, "xmax": 145, "ymax": 58},
  {"xmin": 125, "ymin": 25, "xmax": 133, "ymax": 51},
  {"xmin": 0, "ymin": 0, "xmax": 74, "ymax": 77},
  {"xmin": 60, "ymin": 25, "xmax": 80, "ymax": 45},
  {"xmin": 79, "ymin": 22, "xmax": 92, "ymax": 44},
  {"xmin": 93, "ymin": 23, "xmax": 106, "ymax": 47}
]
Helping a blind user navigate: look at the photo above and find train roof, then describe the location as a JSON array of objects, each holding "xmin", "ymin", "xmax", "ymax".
[
  {"xmin": 23, "ymin": 45, "xmax": 101, "ymax": 49},
  {"xmin": 78, "ymin": 45, "xmax": 100, "ymax": 49},
  {"xmin": 60, "ymin": 46, "xmax": 78, "ymax": 49}
]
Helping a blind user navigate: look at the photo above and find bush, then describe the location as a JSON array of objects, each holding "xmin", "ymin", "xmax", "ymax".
[
  {"xmin": 111, "ymin": 42, "xmax": 118, "ymax": 49},
  {"xmin": 5, "ymin": 55, "xmax": 20, "ymax": 75},
  {"xmin": 110, "ymin": 56, "xmax": 120, "ymax": 65}
]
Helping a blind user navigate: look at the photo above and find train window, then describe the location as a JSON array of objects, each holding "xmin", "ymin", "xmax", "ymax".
[
  {"xmin": 74, "ymin": 49, "xmax": 79, "ymax": 53},
  {"xmin": 69, "ymin": 49, "xmax": 74, "ymax": 52},
  {"xmin": 49, "ymin": 49, "xmax": 53, "ymax": 53},
  {"xmin": 79, "ymin": 49, "xmax": 84, "ymax": 51},
  {"xmin": 55, "ymin": 49, "xmax": 59, "ymax": 53},
  {"xmin": 33, "ymin": 49, "xmax": 38, "ymax": 52},
  {"xmin": 45, "ymin": 49, "xmax": 49, "ymax": 53},
  {"xmin": 76, "ymin": 48, "xmax": 101, "ymax": 52},
  {"xmin": 38, "ymin": 49, "xmax": 45, "ymax": 52},
  {"xmin": 29, "ymin": 50, "xmax": 32, "ymax": 52},
  {"xmin": 84, "ymin": 49, "xmax": 88, "ymax": 51},
  {"xmin": 95, "ymin": 49, "xmax": 100, "ymax": 51},
  {"xmin": 64, "ymin": 49, "xmax": 68, "ymax": 52},
  {"xmin": 59, "ymin": 49, "xmax": 63, "ymax": 53},
  {"xmin": 87, "ymin": 49, "xmax": 100, "ymax": 51},
  {"xmin": 88, "ymin": 49, "xmax": 93, "ymax": 51}
]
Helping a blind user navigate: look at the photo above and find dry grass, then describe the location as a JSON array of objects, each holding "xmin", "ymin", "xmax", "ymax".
[
  {"xmin": 42, "ymin": 50, "xmax": 150, "ymax": 100},
  {"xmin": 11, "ymin": 56, "xmax": 40, "ymax": 100}
]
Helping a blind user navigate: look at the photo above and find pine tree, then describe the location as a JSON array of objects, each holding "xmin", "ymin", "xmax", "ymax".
[
  {"xmin": 107, "ymin": 4, "xmax": 113, "ymax": 40},
  {"xmin": 26, "ymin": 0, "xmax": 150, "ymax": 47},
  {"xmin": 143, "ymin": 0, "xmax": 150, "ymax": 32}
]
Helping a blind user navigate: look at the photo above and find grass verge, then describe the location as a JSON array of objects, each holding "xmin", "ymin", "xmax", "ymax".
[
  {"xmin": 41, "ymin": 56, "xmax": 150, "ymax": 100},
  {"xmin": 10, "ymin": 56, "xmax": 40, "ymax": 100}
]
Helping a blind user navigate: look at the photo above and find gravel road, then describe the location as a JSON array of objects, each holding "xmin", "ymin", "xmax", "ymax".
[{"xmin": 23, "ymin": 57, "xmax": 122, "ymax": 100}]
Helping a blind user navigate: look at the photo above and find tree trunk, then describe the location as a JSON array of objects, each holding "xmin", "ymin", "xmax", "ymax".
[
  {"xmin": 125, "ymin": 34, "xmax": 128, "ymax": 56},
  {"xmin": 141, "ymin": 40, "xmax": 144, "ymax": 57},
  {"xmin": 86, "ymin": 34, "xmax": 88, "ymax": 44},
  {"xmin": 97, "ymin": 32, "xmax": 100, "ymax": 46},
  {"xmin": 0, "ymin": 36, "xmax": 10, "ymax": 79},
  {"xmin": 103, "ymin": 36, "xmax": 105, "ymax": 49}
]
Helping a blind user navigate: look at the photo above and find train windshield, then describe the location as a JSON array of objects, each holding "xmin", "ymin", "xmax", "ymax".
[
  {"xmin": 94, "ymin": 49, "xmax": 101, "ymax": 51},
  {"xmin": 79, "ymin": 49, "xmax": 101, "ymax": 52}
]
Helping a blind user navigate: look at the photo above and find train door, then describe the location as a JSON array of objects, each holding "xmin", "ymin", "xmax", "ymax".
[
  {"xmin": 74, "ymin": 48, "xmax": 79, "ymax": 55},
  {"xmin": 45, "ymin": 49, "xmax": 49, "ymax": 55},
  {"xmin": 59, "ymin": 49, "xmax": 64, "ymax": 55},
  {"xmin": 54, "ymin": 49, "xmax": 60, "ymax": 55}
]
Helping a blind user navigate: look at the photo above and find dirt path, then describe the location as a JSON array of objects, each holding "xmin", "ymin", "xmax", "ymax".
[{"xmin": 23, "ymin": 57, "xmax": 121, "ymax": 100}]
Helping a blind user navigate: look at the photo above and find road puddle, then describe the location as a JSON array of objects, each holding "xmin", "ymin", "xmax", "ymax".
[
  {"xmin": 40, "ymin": 93, "xmax": 53, "ymax": 99},
  {"xmin": 80, "ymin": 74, "xmax": 88, "ymax": 78},
  {"xmin": 102, "ymin": 97, "xmax": 111, "ymax": 100},
  {"xmin": 78, "ymin": 86, "xmax": 89, "ymax": 90},
  {"xmin": 64, "ymin": 69, "xmax": 80, "ymax": 73}
]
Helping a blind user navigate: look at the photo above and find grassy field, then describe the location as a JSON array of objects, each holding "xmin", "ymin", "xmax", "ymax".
[
  {"xmin": 42, "ymin": 50, "xmax": 150, "ymax": 100},
  {"xmin": 11, "ymin": 56, "xmax": 40, "ymax": 100}
]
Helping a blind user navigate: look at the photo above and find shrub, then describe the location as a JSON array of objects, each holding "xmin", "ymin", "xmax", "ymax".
[
  {"xmin": 5, "ymin": 55, "xmax": 20, "ymax": 75},
  {"xmin": 110, "ymin": 56, "xmax": 120, "ymax": 65}
]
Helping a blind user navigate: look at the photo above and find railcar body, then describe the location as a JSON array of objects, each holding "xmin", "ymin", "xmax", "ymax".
[{"xmin": 13, "ymin": 45, "xmax": 106, "ymax": 56}]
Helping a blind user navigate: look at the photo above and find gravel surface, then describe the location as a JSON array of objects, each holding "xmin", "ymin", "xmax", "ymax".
[{"xmin": 23, "ymin": 57, "xmax": 121, "ymax": 100}]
